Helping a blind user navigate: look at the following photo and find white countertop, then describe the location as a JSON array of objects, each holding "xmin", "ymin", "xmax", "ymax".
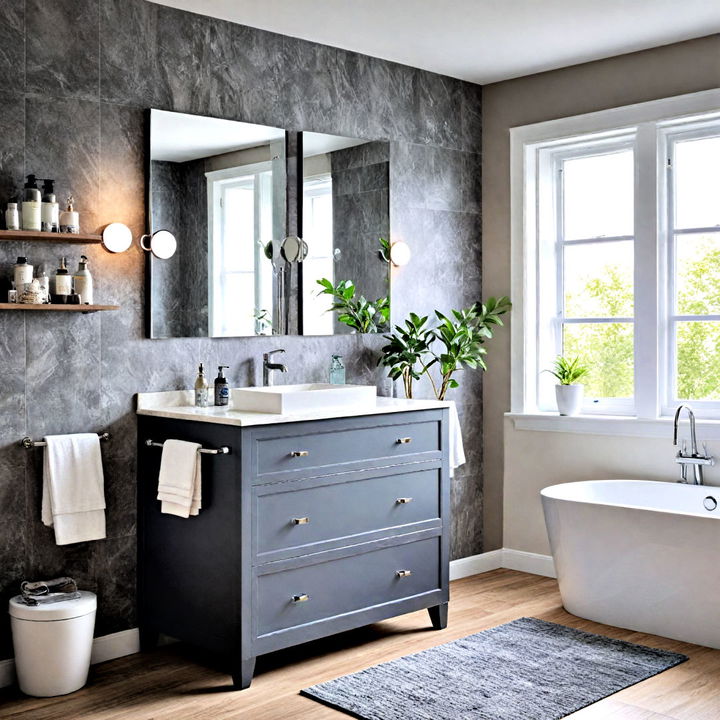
[{"xmin": 136, "ymin": 389, "xmax": 452, "ymax": 427}]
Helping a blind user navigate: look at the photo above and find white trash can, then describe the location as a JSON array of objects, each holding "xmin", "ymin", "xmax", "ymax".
[{"xmin": 9, "ymin": 591, "xmax": 97, "ymax": 697}]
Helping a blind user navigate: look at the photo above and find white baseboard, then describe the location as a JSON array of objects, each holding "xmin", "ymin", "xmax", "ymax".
[
  {"xmin": 501, "ymin": 549, "xmax": 557, "ymax": 578},
  {"xmin": 449, "ymin": 549, "xmax": 504, "ymax": 580},
  {"xmin": 0, "ymin": 627, "xmax": 140, "ymax": 689},
  {"xmin": 449, "ymin": 548, "xmax": 556, "ymax": 580}
]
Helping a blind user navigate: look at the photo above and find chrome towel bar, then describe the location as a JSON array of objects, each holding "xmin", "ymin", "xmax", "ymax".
[
  {"xmin": 21, "ymin": 432, "xmax": 111, "ymax": 449},
  {"xmin": 144, "ymin": 439, "xmax": 231, "ymax": 455}
]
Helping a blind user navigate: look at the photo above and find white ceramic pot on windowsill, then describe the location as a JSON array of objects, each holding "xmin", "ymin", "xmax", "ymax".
[{"xmin": 555, "ymin": 384, "xmax": 584, "ymax": 416}]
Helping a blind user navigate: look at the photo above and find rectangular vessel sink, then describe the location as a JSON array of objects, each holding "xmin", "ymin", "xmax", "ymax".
[{"xmin": 232, "ymin": 383, "xmax": 377, "ymax": 415}]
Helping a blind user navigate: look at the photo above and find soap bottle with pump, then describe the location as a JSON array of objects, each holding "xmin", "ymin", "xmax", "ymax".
[
  {"xmin": 59, "ymin": 195, "xmax": 80, "ymax": 234},
  {"xmin": 73, "ymin": 255, "xmax": 93, "ymax": 304},
  {"xmin": 54, "ymin": 257, "xmax": 72, "ymax": 299},
  {"xmin": 41, "ymin": 179, "xmax": 59, "ymax": 232},
  {"xmin": 214, "ymin": 365, "xmax": 230, "ymax": 407},
  {"xmin": 194, "ymin": 363, "xmax": 209, "ymax": 408},
  {"xmin": 21, "ymin": 175, "xmax": 41, "ymax": 231}
]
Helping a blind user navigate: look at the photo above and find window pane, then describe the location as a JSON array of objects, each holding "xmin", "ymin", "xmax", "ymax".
[
  {"xmin": 563, "ymin": 322, "xmax": 634, "ymax": 398},
  {"xmin": 563, "ymin": 150, "xmax": 633, "ymax": 241},
  {"xmin": 674, "ymin": 135, "xmax": 720, "ymax": 230},
  {"xmin": 564, "ymin": 241, "xmax": 633, "ymax": 318},
  {"xmin": 676, "ymin": 232, "xmax": 720, "ymax": 315},
  {"xmin": 219, "ymin": 272, "xmax": 255, "ymax": 336},
  {"xmin": 676, "ymin": 321, "xmax": 720, "ymax": 400},
  {"xmin": 223, "ymin": 182, "xmax": 255, "ymax": 272}
]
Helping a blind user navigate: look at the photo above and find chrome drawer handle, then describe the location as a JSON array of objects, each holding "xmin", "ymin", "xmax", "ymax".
[
  {"xmin": 396, "ymin": 437, "xmax": 412, "ymax": 444},
  {"xmin": 396, "ymin": 570, "xmax": 412, "ymax": 578},
  {"xmin": 292, "ymin": 517, "xmax": 310, "ymax": 525},
  {"xmin": 289, "ymin": 450, "xmax": 309, "ymax": 457},
  {"xmin": 396, "ymin": 497, "xmax": 413, "ymax": 504},
  {"xmin": 291, "ymin": 593, "xmax": 309, "ymax": 603}
]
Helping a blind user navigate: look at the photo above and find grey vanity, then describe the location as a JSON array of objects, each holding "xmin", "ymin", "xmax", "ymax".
[{"xmin": 137, "ymin": 396, "xmax": 450, "ymax": 689}]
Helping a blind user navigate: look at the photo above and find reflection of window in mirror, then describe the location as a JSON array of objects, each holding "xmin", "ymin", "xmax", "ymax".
[
  {"xmin": 207, "ymin": 162, "xmax": 274, "ymax": 337},
  {"xmin": 303, "ymin": 172, "xmax": 334, "ymax": 335}
]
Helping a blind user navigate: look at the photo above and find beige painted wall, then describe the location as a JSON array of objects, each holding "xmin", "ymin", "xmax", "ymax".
[{"xmin": 482, "ymin": 35, "xmax": 720, "ymax": 552}]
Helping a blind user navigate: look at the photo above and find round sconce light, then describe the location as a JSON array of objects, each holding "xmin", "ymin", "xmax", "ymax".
[
  {"xmin": 389, "ymin": 241, "xmax": 411, "ymax": 267},
  {"xmin": 102, "ymin": 222, "xmax": 133, "ymax": 253},
  {"xmin": 140, "ymin": 229, "xmax": 177, "ymax": 260}
]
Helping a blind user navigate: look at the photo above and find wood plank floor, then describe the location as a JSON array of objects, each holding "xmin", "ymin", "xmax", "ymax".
[{"xmin": 1, "ymin": 569, "xmax": 718, "ymax": 719}]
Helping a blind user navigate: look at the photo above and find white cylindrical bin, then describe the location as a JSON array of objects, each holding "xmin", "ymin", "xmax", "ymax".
[{"xmin": 9, "ymin": 591, "xmax": 96, "ymax": 697}]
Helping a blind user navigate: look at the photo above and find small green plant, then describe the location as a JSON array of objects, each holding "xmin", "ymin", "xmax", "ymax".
[
  {"xmin": 378, "ymin": 313, "xmax": 434, "ymax": 398},
  {"xmin": 379, "ymin": 297, "xmax": 511, "ymax": 400},
  {"xmin": 316, "ymin": 278, "xmax": 390, "ymax": 334},
  {"xmin": 378, "ymin": 237, "xmax": 391, "ymax": 263},
  {"xmin": 546, "ymin": 355, "xmax": 589, "ymax": 385}
]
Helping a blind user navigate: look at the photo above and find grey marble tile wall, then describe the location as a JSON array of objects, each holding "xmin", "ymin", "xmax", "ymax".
[
  {"xmin": 330, "ymin": 142, "xmax": 390, "ymax": 334},
  {"xmin": 0, "ymin": 0, "xmax": 483, "ymax": 658}
]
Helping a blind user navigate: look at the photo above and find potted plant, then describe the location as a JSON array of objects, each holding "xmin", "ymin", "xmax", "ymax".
[
  {"xmin": 379, "ymin": 297, "xmax": 511, "ymax": 400},
  {"xmin": 546, "ymin": 355, "xmax": 589, "ymax": 416}
]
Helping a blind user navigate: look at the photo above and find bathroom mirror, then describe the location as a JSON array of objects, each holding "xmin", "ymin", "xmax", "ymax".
[
  {"xmin": 147, "ymin": 109, "xmax": 288, "ymax": 338},
  {"xmin": 300, "ymin": 133, "xmax": 391, "ymax": 335}
]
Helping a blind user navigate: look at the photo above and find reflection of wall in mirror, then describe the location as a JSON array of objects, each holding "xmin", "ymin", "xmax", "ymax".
[{"xmin": 303, "ymin": 141, "xmax": 390, "ymax": 335}]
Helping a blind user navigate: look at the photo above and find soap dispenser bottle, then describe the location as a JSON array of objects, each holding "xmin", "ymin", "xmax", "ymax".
[
  {"xmin": 214, "ymin": 365, "xmax": 230, "ymax": 407},
  {"xmin": 73, "ymin": 255, "xmax": 93, "ymax": 304},
  {"xmin": 54, "ymin": 257, "xmax": 72, "ymax": 298},
  {"xmin": 59, "ymin": 195, "xmax": 80, "ymax": 234},
  {"xmin": 41, "ymin": 179, "xmax": 59, "ymax": 232},
  {"xmin": 194, "ymin": 363, "xmax": 209, "ymax": 408},
  {"xmin": 21, "ymin": 175, "xmax": 41, "ymax": 231}
]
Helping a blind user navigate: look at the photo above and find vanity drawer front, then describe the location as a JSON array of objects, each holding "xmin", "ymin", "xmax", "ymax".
[
  {"xmin": 256, "ymin": 535, "xmax": 440, "ymax": 637},
  {"xmin": 252, "ymin": 414, "xmax": 441, "ymax": 483},
  {"xmin": 255, "ymin": 467, "xmax": 440, "ymax": 561}
]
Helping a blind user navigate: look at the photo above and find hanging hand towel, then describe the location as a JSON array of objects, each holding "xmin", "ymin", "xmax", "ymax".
[
  {"xmin": 448, "ymin": 401, "xmax": 466, "ymax": 477},
  {"xmin": 42, "ymin": 433, "xmax": 106, "ymax": 545},
  {"xmin": 157, "ymin": 439, "xmax": 202, "ymax": 518}
]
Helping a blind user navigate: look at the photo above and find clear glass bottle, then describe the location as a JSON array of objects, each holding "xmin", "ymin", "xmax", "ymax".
[
  {"xmin": 194, "ymin": 363, "xmax": 209, "ymax": 408},
  {"xmin": 329, "ymin": 354, "xmax": 346, "ymax": 385}
]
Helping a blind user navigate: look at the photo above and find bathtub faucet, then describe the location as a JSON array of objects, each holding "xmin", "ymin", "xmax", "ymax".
[{"xmin": 673, "ymin": 404, "xmax": 714, "ymax": 485}]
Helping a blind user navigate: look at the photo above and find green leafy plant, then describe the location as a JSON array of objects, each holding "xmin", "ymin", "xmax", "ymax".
[
  {"xmin": 379, "ymin": 296, "xmax": 511, "ymax": 400},
  {"xmin": 378, "ymin": 237, "xmax": 391, "ymax": 263},
  {"xmin": 378, "ymin": 313, "xmax": 434, "ymax": 398},
  {"xmin": 545, "ymin": 355, "xmax": 590, "ymax": 385},
  {"xmin": 316, "ymin": 278, "xmax": 390, "ymax": 334}
]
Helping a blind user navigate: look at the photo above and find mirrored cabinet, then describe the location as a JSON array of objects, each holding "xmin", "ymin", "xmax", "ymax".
[{"xmin": 146, "ymin": 109, "xmax": 393, "ymax": 339}]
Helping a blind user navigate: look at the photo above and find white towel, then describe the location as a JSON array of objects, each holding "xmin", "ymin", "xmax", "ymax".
[
  {"xmin": 42, "ymin": 434, "xmax": 106, "ymax": 545},
  {"xmin": 448, "ymin": 402, "xmax": 466, "ymax": 477},
  {"xmin": 157, "ymin": 440, "xmax": 202, "ymax": 518}
]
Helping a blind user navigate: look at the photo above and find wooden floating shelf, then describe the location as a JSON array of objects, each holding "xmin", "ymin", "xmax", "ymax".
[
  {"xmin": 0, "ymin": 229, "xmax": 102, "ymax": 243},
  {"xmin": 0, "ymin": 303, "xmax": 119, "ymax": 313}
]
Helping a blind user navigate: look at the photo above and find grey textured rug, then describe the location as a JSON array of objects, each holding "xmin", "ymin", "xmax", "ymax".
[{"xmin": 301, "ymin": 617, "xmax": 687, "ymax": 720}]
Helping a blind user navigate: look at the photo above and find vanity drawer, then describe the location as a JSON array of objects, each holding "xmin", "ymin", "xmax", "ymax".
[
  {"xmin": 252, "ymin": 414, "xmax": 442, "ymax": 483},
  {"xmin": 255, "ymin": 467, "xmax": 440, "ymax": 561},
  {"xmin": 256, "ymin": 535, "xmax": 440, "ymax": 637}
]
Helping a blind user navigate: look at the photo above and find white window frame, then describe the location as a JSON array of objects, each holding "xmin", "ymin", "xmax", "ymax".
[
  {"xmin": 206, "ymin": 161, "xmax": 273, "ymax": 337},
  {"xmin": 510, "ymin": 89, "xmax": 720, "ymax": 430}
]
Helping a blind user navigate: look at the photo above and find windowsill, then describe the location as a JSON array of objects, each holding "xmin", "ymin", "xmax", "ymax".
[{"xmin": 506, "ymin": 411, "xmax": 720, "ymax": 439}]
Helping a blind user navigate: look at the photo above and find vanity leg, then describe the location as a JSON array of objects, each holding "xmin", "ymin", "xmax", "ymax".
[
  {"xmin": 139, "ymin": 626, "xmax": 159, "ymax": 651},
  {"xmin": 428, "ymin": 603, "xmax": 448, "ymax": 630},
  {"xmin": 231, "ymin": 657, "xmax": 256, "ymax": 690}
]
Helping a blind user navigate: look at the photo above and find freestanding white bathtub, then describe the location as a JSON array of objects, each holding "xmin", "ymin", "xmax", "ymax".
[{"xmin": 542, "ymin": 479, "xmax": 720, "ymax": 648}]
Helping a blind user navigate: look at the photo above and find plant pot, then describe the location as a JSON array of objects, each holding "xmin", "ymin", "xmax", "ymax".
[{"xmin": 555, "ymin": 384, "xmax": 583, "ymax": 416}]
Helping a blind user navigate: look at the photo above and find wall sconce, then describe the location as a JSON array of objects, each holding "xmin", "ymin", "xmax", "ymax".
[
  {"xmin": 140, "ymin": 230, "xmax": 177, "ymax": 260},
  {"xmin": 389, "ymin": 241, "xmax": 411, "ymax": 267},
  {"xmin": 102, "ymin": 222, "xmax": 133, "ymax": 253}
]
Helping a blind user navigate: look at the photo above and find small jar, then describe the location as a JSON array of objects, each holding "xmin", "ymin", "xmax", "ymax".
[
  {"xmin": 329, "ymin": 355, "xmax": 346, "ymax": 385},
  {"xmin": 5, "ymin": 202, "xmax": 19, "ymax": 231}
]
